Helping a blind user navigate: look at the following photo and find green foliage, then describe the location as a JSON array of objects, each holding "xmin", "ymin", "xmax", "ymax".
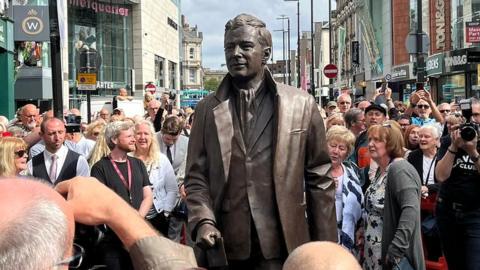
[{"xmin": 204, "ymin": 78, "xmax": 220, "ymax": 92}]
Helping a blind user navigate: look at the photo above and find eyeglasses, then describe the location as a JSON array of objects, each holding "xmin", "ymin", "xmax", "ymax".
[
  {"xmin": 14, "ymin": 150, "xmax": 27, "ymax": 158},
  {"xmin": 339, "ymin": 102, "xmax": 351, "ymax": 105},
  {"xmin": 473, "ymin": 113, "xmax": 480, "ymax": 117},
  {"xmin": 439, "ymin": 110, "xmax": 451, "ymax": 113},
  {"xmin": 416, "ymin": 104, "xmax": 430, "ymax": 109},
  {"xmin": 55, "ymin": 243, "xmax": 84, "ymax": 269}
]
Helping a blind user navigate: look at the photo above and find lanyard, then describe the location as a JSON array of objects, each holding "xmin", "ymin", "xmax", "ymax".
[
  {"xmin": 424, "ymin": 153, "xmax": 437, "ymax": 186},
  {"xmin": 109, "ymin": 157, "xmax": 132, "ymax": 193}
]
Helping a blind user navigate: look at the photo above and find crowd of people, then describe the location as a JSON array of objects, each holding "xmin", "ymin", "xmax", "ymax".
[{"xmin": 1, "ymin": 12, "xmax": 480, "ymax": 270}]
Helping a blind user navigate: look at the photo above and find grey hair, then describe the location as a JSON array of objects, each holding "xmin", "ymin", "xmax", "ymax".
[
  {"xmin": 104, "ymin": 121, "xmax": 134, "ymax": 150},
  {"xmin": 225, "ymin": 13, "xmax": 272, "ymax": 48},
  {"xmin": 419, "ymin": 124, "xmax": 441, "ymax": 139},
  {"xmin": 344, "ymin": 108, "xmax": 363, "ymax": 129},
  {"xmin": 0, "ymin": 199, "xmax": 68, "ymax": 270}
]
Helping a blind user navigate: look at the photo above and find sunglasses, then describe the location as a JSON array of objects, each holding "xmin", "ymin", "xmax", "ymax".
[
  {"xmin": 416, "ymin": 104, "xmax": 430, "ymax": 109},
  {"xmin": 14, "ymin": 150, "xmax": 27, "ymax": 158},
  {"xmin": 439, "ymin": 110, "xmax": 451, "ymax": 113},
  {"xmin": 92, "ymin": 132, "xmax": 100, "ymax": 136},
  {"xmin": 339, "ymin": 102, "xmax": 351, "ymax": 105}
]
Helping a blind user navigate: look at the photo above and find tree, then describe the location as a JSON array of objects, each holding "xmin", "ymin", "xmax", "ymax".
[{"xmin": 204, "ymin": 78, "xmax": 220, "ymax": 92}]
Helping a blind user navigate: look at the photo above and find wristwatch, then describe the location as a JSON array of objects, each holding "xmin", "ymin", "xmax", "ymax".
[{"xmin": 471, "ymin": 154, "xmax": 480, "ymax": 163}]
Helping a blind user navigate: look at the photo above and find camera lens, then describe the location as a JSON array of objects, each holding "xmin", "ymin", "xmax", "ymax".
[{"xmin": 461, "ymin": 125, "xmax": 477, "ymax": 141}]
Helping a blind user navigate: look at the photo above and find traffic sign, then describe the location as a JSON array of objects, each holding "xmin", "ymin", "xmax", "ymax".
[
  {"xmin": 77, "ymin": 73, "xmax": 97, "ymax": 90},
  {"xmin": 405, "ymin": 31, "xmax": 430, "ymax": 54},
  {"xmin": 323, "ymin": 64, "xmax": 338, "ymax": 79},
  {"xmin": 145, "ymin": 83, "xmax": 157, "ymax": 94},
  {"xmin": 385, "ymin": 74, "xmax": 392, "ymax": 81}
]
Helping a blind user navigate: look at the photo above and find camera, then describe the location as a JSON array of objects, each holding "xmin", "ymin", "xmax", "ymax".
[
  {"xmin": 459, "ymin": 98, "xmax": 480, "ymax": 141},
  {"xmin": 168, "ymin": 91, "xmax": 176, "ymax": 101},
  {"xmin": 65, "ymin": 114, "xmax": 82, "ymax": 133}
]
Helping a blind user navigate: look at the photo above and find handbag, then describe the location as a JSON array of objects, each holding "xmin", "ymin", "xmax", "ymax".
[{"xmin": 393, "ymin": 257, "xmax": 414, "ymax": 270}]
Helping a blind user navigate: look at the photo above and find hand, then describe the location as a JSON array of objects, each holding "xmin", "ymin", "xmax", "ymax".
[
  {"xmin": 420, "ymin": 90, "xmax": 433, "ymax": 105},
  {"xmin": 179, "ymin": 184, "xmax": 187, "ymax": 200},
  {"xmin": 196, "ymin": 223, "xmax": 221, "ymax": 249},
  {"xmin": 55, "ymin": 177, "xmax": 131, "ymax": 226},
  {"xmin": 409, "ymin": 91, "xmax": 421, "ymax": 105},
  {"xmin": 421, "ymin": 185, "xmax": 429, "ymax": 199},
  {"xmin": 451, "ymin": 128, "xmax": 478, "ymax": 155},
  {"xmin": 385, "ymin": 87, "xmax": 392, "ymax": 99}
]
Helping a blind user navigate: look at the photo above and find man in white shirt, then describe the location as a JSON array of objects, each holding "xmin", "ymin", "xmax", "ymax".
[{"xmin": 27, "ymin": 117, "xmax": 90, "ymax": 184}]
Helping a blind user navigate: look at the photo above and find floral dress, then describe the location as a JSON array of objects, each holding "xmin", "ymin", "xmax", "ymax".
[{"xmin": 363, "ymin": 168, "xmax": 388, "ymax": 270}]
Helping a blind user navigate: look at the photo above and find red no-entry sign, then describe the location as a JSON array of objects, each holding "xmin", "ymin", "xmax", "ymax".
[
  {"xmin": 323, "ymin": 64, "xmax": 338, "ymax": 79},
  {"xmin": 145, "ymin": 83, "xmax": 157, "ymax": 94}
]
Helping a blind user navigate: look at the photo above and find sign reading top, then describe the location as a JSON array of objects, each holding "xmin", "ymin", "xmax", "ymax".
[
  {"xmin": 69, "ymin": 0, "xmax": 130, "ymax": 17},
  {"xmin": 13, "ymin": 6, "xmax": 49, "ymax": 41}
]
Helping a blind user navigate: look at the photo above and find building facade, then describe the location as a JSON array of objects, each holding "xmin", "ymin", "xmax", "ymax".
[{"xmin": 181, "ymin": 15, "xmax": 203, "ymax": 90}]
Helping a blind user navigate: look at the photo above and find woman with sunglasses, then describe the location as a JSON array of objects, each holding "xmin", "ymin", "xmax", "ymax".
[
  {"xmin": 133, "ymin": 120, "xmax": 178, "ymax": 235},
  {"xmin": 0, "ymin": 137, "xmax": 29, "ymax": 177},
  {"xmin": 363, "ymin": 121, "xmax": 425, "ymax": 270}
]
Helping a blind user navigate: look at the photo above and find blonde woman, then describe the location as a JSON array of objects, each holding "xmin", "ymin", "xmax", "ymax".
[
  {"xmin": 85, "ymin": 120, "xmax": 106, "ymax": 141},
  {"xmin": 88, "ymin": 129, "xmax": 110, "ymax": 167},
  {"xmin": 133, "ymin": 120, "xmax": 178, "ymax": 235},
  {"xmin": 0, "ymin": 137, "xmax": 28, "ymax": 177},
  {"xmin": 326, "ymin": 125, "xmax": 363, "ymax": 254}
]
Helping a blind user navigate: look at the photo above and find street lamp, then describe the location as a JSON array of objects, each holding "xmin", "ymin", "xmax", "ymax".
[
  {"xmin": 273, "ymin": 28, "xmax": 286, "ymax": 83},
  {"xmin": 48, "ymin": 0, "xmax": 63, "ymax": 118},
  {"xmin": 277, "ymin": 15, "xmax": 290, "ymax": 85},
  {"xmin": 284, "ymin": 0, "xmax": 300, "ymax": 88},
  {"xmin": 310, "ymin": 0, "xmax": 315, "ymax": 98}
]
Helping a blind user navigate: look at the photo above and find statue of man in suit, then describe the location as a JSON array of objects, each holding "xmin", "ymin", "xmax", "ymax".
[{"xmin": 185, "ymin": 13, "xmax": 337, "ymax": 269}]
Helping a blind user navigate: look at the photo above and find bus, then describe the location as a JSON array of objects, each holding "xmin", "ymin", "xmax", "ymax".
[{"xmin": 180, "ymin": 89, "xmax": 210, "ymax": 108}]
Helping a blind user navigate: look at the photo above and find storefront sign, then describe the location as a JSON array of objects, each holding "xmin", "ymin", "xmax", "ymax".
[
  {"xmin": 0, "ymin": 19, "xmax": 5, "ymax": 49},
  {"xmin": 13, "ymin": 6, "xmax": 50, "ymax": 41},
  {"xmin": 443, "ymin": 48, "xmax": 477, "ymax": 73},
  {"xmin": 69, "ymin": 0, "xmax": 129, "ymax": 17},
  {"xmin": 435, "ymin": 0, "xmax": 446, "ymax": 50},
  {"xmin": 390, "ymin": 64, "xmax": 411, "ymax": 81},
  {"xmin": 426, "ymin": 53, "xmax": 444, "ymax": 76},
  {"xmin": 466, "ymin": 22, "xmax": 480, "ymax": 43}
]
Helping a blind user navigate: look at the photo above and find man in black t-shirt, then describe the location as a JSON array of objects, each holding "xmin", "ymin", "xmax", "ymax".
[
  {"xmin": 435, "ymin": 98, "xmax": 480, "ymax": 270},
  {"xmin": 91, "ymin": 121, "xmax": 152, "ymax": 270}
]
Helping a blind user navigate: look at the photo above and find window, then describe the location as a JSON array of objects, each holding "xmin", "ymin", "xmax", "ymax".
[
  {"xmin": 155, "ymin": 55, "xmax": 165, "ymax": 87},
  {"xmin": 169, "ymin": 61, "xmax": 177, "ymax": 89},
  {"xmin": 168, "ymin": 17, "xmax": 178, "ymax": 30},
  {"xmin": 189, "ymin": 68, "xmax": 196, "ymax": 83},
  {"xmin": 189, "ymin": 48, "xmax": 194, "ymax": 59}
]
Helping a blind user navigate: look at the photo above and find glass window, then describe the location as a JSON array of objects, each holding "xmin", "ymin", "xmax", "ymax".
[
  {"xmin": 169, "ymin": 61, "xmax": 177, "ymax": 89},
  {"xmin": 189, "ymin": 48, "xmax": 194, "ymax": 59},
  {"xmin": 155, "ymin": 55, "xmax": 165, "ymax": 87},
  {"xmin": 439, "ymin": 73, "xmax": 466, "ymax": 102},
  {"xmin": 189, "ymin": 68, "xmax": 196, "ymax": 83}
]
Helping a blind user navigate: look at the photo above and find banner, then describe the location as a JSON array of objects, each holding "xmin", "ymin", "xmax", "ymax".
[{"xmin": 466, "ymin": 22, "xmax": 480, "ymax": 43}]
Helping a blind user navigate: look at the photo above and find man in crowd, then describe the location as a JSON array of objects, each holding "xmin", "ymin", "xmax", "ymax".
[
  {"xmin": 91, "ymin": 121, "xmax": 153, "ymax": 269},
  {"xmin": 65, "ymin": 109, "xmax": 95, "ymax": 159},
  {"xmin": 344, "ymin": 108, "xmax": 366, "ymax": 136},
  {"xmin": 9, "ymin": 104, "xmax": 42, "ymax": 146},
  {"xmin": 326, "ymin": 101, "xmax": 337, "ymax": 117},
  {"xmin": 156, "ymin": 115, "xmax": 189, "ymax": 242},
  {"xmin": 112, "ymin": 87, "xmax": 133, "ymax": 110},
  {"xmin": 98, "ymin": 108, "xmax": 110, "ymax": 122},
  {"xmin": 337, "ymin": 93, "xmax": 352, "ymax": 114},
  {"xmin": 356, "ymin": 100, "xmax": 371, "ymax": 111},
  {"xmin": 27, "ymin": 117, "xmax": 90, "ymax": 184},
  {"xmin": 405, "ymin": 90, "xmax": 444, "ymax": 126},
  {"xmin": 0, "ymin": 177, "xmax": 197, "ymax": 270},
  {"xmin": 397, "ymin": 115, "xmax": 411, "ymax": 132},
  {"xmin": 186, "ymin": 14, "xmax": 336, "ymax": 269}
]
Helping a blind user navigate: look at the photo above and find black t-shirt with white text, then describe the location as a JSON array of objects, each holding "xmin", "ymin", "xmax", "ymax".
[{"xmin": 438, "ymin": 136, "xmax": 480, "ymax": 208}]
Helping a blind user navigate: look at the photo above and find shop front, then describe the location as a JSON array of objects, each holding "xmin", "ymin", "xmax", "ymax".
[
  {"xmin": 68, "ymin": 0, "xmax": 135, "ymax": 101},
  {"xmin": 388, "ymin": 63, "xmax": 417, "ymax": 103}
]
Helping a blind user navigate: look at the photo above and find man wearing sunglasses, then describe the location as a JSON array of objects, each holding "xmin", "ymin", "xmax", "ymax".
[
  {"xmin": 405, "ymin": 90, "xmax": 444, "ymax": 127},
  {"xmin": 0, "ymin": 177, "xmax": 197, "ymax": 269}
]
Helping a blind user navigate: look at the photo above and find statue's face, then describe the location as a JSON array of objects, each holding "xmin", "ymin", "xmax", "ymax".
[{"xmin": 224, "ymin": 25, "xmax": 267, "ymax": 81}]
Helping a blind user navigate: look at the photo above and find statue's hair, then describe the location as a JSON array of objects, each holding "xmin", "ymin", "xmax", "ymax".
[
  {"xmin": 225, "ymin": 13, "xmax": 272, "ymax": 48},
  {"xmin": 0, "ymin": 199, "xmax": 69, "ymax": 270}
]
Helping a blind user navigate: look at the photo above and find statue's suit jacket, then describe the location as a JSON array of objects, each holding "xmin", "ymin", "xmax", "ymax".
[{"xmin": 185, "ymin": 69, "xmax": 337, "ymax": 260}]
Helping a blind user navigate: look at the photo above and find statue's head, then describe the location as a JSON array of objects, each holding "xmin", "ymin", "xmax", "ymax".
[{"xmin": 224, "ymin": 14, "xmax": 272, "ymax": 81}]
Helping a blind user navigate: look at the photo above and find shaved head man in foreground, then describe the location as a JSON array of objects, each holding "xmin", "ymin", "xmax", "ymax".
[{"xmin": 0, "ymin": 177, "xmax": 197, "ymax": 270}]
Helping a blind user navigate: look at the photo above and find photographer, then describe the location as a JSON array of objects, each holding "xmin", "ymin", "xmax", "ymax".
[{"xmin": 435, "ymin": 97, "xmax": 480, "ymax": 270}]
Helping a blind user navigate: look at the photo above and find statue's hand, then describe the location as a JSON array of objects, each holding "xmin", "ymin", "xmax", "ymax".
[{"xmin": 196, "ymin": 223, "xmax": 221, "ymax": 249}]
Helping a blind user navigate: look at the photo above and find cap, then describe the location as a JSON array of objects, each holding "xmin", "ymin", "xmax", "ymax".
[
  {"xmin": 327, "ymin": 101, "xmax": 337, "ymax": 108},
  {"xmin": 365, "ymin": 104, "xmax": 387, "ymax": 116}
]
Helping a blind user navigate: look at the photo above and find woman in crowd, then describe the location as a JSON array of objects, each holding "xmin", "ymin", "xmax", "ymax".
[
  {"xmin": 363, "ymin": 121, "xmax": 424, "ymax": 270},
  {"xmin": 0, "ymin": 137, "xmax": 28, "ymax": 177},
  {"xmin": 326, "ymin": 113, "xmax": 345, "ymax": 130},
  {"xmin": 88, "ymin": 130, "xmax": 110, "ymax": 167},
  {"xmin": 133, "ymin": 120, "xmax": 178, "ymax": 235},
  {"xmin": 404, "ymin": 124, "xmax": 420, "ymax": 155},
  {"xmin": 326, "ymin": 125, "xmax": 363, "ymax": 254},
  {"xmin": 85, "ymin": 120, "xmax": 105, "ymax": 141}
]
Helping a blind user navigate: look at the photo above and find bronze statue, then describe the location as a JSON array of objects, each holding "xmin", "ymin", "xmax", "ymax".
[{"xmin": 185, "ymin": 13, "xmax": 337, "ymax": 269}]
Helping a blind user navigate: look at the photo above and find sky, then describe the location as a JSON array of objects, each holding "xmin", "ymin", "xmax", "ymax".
[{"xmin": 181, "ymin": 0, "xmax": 334, "ymax": 70}]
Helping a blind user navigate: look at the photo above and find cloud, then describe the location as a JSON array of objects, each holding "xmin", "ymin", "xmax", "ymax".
[{"xmin": 181, "ymin": 0, "xmax": 333, "ymax": 69}]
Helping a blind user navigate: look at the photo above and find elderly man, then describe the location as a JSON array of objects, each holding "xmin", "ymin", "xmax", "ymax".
[
  {"xmin": 9, "ymin": 104, "xmax": 42, "ymax": 146},
  {"xmin": 97, "ymin": 108, "xmax": 110, "ymax": 122},
  {"xmin": 344, "ymin": 108, "xmax": 365, "ymax": 136},
  {"xmin": 325, "ymin": 101, "xmax": 337, "ymax": 117},
  {"xmin": 0, "ymin": 177, "xmax": 197, "ymax": 270},
  {"xmin": 405, "ymin": 90, "xmax": 444, "ymax": 126},
  {"xmin": 185, "ymin": 14, "xmax": 336, "ymax": 269},
  {"xmin": 337, "ymin": 93, "xmax": 352, "ymax": 114}
]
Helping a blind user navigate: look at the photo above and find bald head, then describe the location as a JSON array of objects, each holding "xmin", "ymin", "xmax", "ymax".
[
  {"xmin": 0, "ymin": 178, "xmax": 74, "ymax": 269},
  {"xmin": 283, "ymin": 242, "xmax": 361, "ymax": 270}
]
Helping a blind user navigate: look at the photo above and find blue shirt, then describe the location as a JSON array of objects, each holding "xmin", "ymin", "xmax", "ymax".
[{"xmin": 411, "ymin": 117, "xmax": 437, "ymax": 126}]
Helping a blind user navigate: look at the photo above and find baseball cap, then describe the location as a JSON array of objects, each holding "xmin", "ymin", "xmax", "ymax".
[
  {"xmin": 365, "ymin": 104, "xmax": 387, "ymax": 116},
  {"xmin": 327, "ymin": 101, "xmax": 337, "ymax": 108}
]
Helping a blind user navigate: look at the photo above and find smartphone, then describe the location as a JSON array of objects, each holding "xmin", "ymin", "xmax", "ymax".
[{"xmin": 380, "ymin": 83, "xmax": 386, "ymax": 94}]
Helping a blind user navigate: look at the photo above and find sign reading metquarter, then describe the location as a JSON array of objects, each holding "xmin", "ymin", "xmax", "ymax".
[{"xmin": 69, "ymin": 0, "xmax": 130, "ymax": 17}]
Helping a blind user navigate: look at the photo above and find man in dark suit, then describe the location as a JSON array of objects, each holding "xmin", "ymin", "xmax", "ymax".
[
  {"xmin": 27, "ymin": 117, "xmax": 90, "ymax": 183},
  {"xmin": 185, "ymin": 14, "xmax": 336, "ymax": 269}
]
